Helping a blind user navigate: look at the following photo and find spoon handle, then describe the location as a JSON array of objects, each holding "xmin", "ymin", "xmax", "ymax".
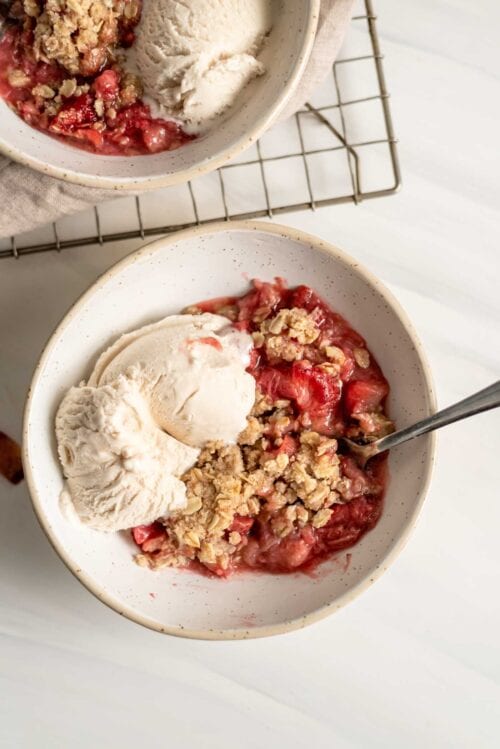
[{"xmin": 375, "ymin": 379, "xmax": 500, "ymax": 454}]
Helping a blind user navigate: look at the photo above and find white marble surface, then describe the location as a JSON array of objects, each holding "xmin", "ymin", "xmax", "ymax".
[{"xmin": 1, "ymin": 1, "xmax": 500, "ymax": 746}]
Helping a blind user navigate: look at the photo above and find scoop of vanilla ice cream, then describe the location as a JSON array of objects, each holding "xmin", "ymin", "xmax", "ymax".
[
  {"xmin": 134, "ymin": 0, "xmax": 273, "ymax": 126},
  {"xmin": 89, "ymin": 313, "xmax": 255, "ymax": 448},
  {"xmin": 56, "ymin": 374, "xmax": 199, "ymax": 532},
  {"xmin": 56, "ymin": 312, "xmax": 255, "ymax": 531}
]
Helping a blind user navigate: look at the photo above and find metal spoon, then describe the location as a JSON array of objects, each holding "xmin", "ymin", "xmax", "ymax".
[{"xmin": 342, "ymin": 379, "xmax": 500, "ymax": 467}]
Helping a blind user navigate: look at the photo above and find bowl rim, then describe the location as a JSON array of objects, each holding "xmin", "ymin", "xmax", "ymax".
[
  {"xmin": 22, "ymin": 220, "xmax": 437, "ymax": 640},
  {"xmin": 0, "ymin": 1, "xmax": 320, "ymax": 190}
]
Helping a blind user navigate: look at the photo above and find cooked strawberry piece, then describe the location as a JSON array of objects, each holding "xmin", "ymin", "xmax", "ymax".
[
  {"xmin": 289, "ymin": 361, "xmax": 341, "ymax": 414},
  {"xmin": 102, "ymin": 103, "xmax": 190, "ymax": 155},
  {"xmin": 316, "ymin": 524, "xmax": 364, "ymax": 553},
  {"xmin": 93, "ymin": 69, "xmax": 120, "ymax": 101},
  {"xmin": 289, "ymin": 285, "xmax": 319, "ymax": 312},
  {"xmin": 258, "ymin": 361, "xmax": 341, "ymax": 435},
  {"xmin": 230, "ymin": 515, "xmax": 254, "ymax": 536},
  {"xmin": 35, "ymin": 61, "xmax": 60, "ymax": 85},
  {"xmin": 18, "ymin": 99, "xmax": 44, "ymax": 125},
  {"xmin": 241, "ymin": 538, "xmax": 260, "ymax": 567},
  {"xmin": 237, "ymin": 278, "xmax": 287, "ymax": 321},
  {"xmin": 340, "ymin": 455, "xmax": 373, "ymax": 497},
  {"xmin": 258, "ymin": 364, "xmax": 294, "ymax": 402},
  {"xmin": 349, "ymin": 495, "xmax": 381, "ymax": 526},
  {"xmin": 242, "ymin": 524, "xmax": 315, "ymax": 571},
  {"xmin": 303, "ymin": 497, "xmax": 381, "ymax": 559},
  {"xmin": 73, "ymin": 127, "xmax": 104, "ymax": 149},
  {"xmin": 256, "ymin": 365, "xmax": 290, "ymax": 402},
  {"xmin": 142, "ymin": 120, "xmax": 179, "ymax": 153},
  {"xmin": 344, "ymin": 379, "xmax": 388, "ymax": 415},
  {"xmin": 264, "ymin": 434, "xmax": 298, "ymax": 463},
  {"xmin": 272, "ymin": 536, "xmax": 312, "ymax": 570},
  {"xmin": 339, "ymin": 354, "xmax": 356, "ymax": 382},
  {"xmin": 110, "ymin": 101, "xmax": 149, "ymax": 132},
  {"xmin": 276, "ymin": 434, "xmax": 298, "ymax": 457},
  {"xmin": 132, "ymin": 522, "xmax": 166, "ymax": 547},
  {"xmin": 279, "ymin": 534, "xmax": 314, "ymax": 568},
  {"xmin": 50, "ymin": 93, "xmax": 97, "ymax": 132}
]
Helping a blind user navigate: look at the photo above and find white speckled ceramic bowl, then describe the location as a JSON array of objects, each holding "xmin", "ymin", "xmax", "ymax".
[
  {"xmin": 23, "ymin": 221, "xmax": 436, "ymax": 639},
  {"xmin": 0, "ymin": 1, "xmax": 319, "ymax": 189}
]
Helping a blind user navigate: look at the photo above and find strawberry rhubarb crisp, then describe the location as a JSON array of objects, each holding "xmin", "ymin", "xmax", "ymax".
[
  {"xmin": 0, "ymin": 0, "xmax": 192, "ymax": 154},
  {"xmin": 133, "ymin": 280, "xmax": 394, "ymax": 577}
]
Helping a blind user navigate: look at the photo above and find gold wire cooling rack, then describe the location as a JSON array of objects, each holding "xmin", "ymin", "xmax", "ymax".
[{"xmin": 1, "ymin": 0, "xmax": 400, "ymax": 260}]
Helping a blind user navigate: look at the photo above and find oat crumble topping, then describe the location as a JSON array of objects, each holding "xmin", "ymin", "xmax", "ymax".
[{"xmin": 29, "ymin": 0, "xmax": 127, "ymax": 76}]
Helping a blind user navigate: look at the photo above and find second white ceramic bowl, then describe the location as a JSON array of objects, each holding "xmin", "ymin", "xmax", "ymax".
[
  {"xmin": 0, "ymin": 1, "xmax": 319, "ymax": 189},
  {"xmin": 23, "ymin": 221, "xmax": 436, "ymax": 639}
]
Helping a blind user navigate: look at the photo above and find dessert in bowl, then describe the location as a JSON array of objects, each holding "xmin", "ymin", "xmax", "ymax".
[
  {"xmin": 23, "ymin": 222, "xmax": 435, "ymax": 638},
  {"xmin": 0, "ymin": 0, "xmax": 319, "ymax": 188}
]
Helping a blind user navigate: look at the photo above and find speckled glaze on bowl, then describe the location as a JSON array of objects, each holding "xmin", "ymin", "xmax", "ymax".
[
  {"xmin": 23, "ymin": 221, "xmax": 436, "ymax": 639},
  {"xmin": 0, "ymin": 1, "xmax": 319, "ymax": 190}
]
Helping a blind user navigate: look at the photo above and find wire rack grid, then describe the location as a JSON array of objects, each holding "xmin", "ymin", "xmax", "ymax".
[{"xmin": 0, "ymin": 0, "xmax": 400, "ymax": 261}]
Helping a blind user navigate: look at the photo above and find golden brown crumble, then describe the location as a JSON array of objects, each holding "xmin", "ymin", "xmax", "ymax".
[
  {"xmin": 255, "ymin": 307, "xmax": 320, "ymax": 363},
  {"xmin": 16, "ymin": 0, "xmax": 143, "ymax": 121},
  {"xmin": 322, "ymin": 344, "xmax": 346, "ymax": 374},
  {"xmin": 262, "ymin": 307, "xmax": 320, "ymax": 344},
  {"xmin": 28, "ymin": 0, "xmax": 126, "ymax": 76}
]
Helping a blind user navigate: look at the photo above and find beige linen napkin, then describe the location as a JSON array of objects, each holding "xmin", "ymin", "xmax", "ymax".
[{"xmin": 0, "ymin": 0, "xmax": 353, "ymax": 239}]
